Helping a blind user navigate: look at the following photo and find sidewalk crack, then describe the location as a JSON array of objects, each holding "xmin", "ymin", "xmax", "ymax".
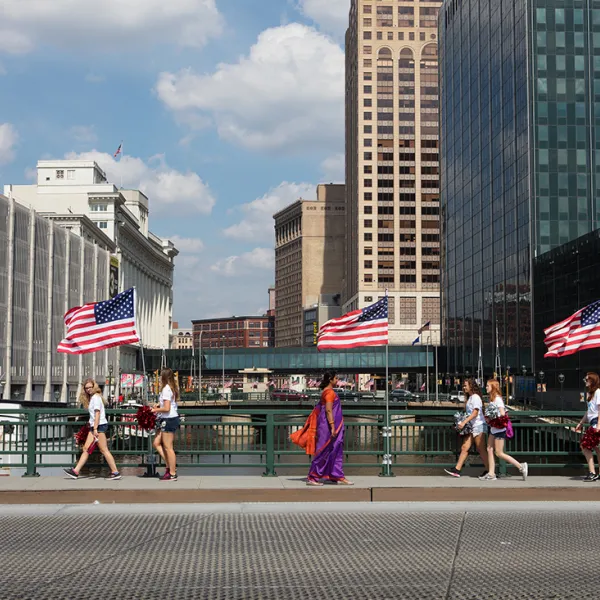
[{"xmin": 444, "ymin": 511, "xmax": 466, "ymax": 600}]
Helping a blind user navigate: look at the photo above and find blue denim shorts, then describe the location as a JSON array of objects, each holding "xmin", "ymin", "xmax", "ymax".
[
  {"xmin": 471, "ymin": 423, "xmax": 488, "ymax": 437},
  {"xmin": 490, "ymin": 429, "xmax": 507, "ymax": 439},
  {"xmin": 159, "ymin": 417, "xmax": 180, "ymax": 433},
  {"xmin": 90, "ymin": 423, "xmax": 109, "ymax": 434},
  {"xmin": 590, "ymin": 418, "xmax": 598, "ymax": 428}
]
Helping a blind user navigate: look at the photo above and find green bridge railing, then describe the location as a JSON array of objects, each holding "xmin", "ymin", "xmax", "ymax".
[{"xmin": 0, "ymin": 408, "xmax": 590, "ymax": 478}]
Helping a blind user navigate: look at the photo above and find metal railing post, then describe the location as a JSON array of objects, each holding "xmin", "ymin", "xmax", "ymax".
[
  {"xmin": 263, "ymin": 412, "xmax": 277, "ymax": 477},
  {"xmin": 380, "ymin": 411, "xmax": 395, "ymax": 477},
  {"xmin": 23, "ymin": 410, "xmax": 39, "ymax": 477}
]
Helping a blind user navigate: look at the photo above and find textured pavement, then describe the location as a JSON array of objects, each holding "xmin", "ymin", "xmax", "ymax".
[{"xmin": 1, "ymin": 503, "xmax": 600, "ymax": 599}]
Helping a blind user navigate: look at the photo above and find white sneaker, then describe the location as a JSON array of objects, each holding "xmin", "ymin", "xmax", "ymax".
[
  {"xmin": 482, "ymin": 473, "xmax": 497, "ymax": 481},
  {"xmin": 520, "ymin": 462, "xmax": 528, "ymax": 481}
]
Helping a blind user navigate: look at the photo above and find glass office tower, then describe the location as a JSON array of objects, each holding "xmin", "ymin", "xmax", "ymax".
[{"xmin": 440, "ymin": 0, "xmax": 600, "ymax": 376}]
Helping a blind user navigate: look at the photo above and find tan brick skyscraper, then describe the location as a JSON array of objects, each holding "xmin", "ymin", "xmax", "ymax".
[{"xmin": 345, "ymin": 0, "xmax": 442, "ymax": 345}]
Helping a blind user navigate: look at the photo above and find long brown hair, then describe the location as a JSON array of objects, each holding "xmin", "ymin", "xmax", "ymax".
[
  {"xmin": 487, "ymin": 379, "xmax": 501, "ymax": 403},
  {"xmin": 464, "ymin": 378, "xmax": 481, "ymax": 398},
  {"xmin": 160, "ymin": 368, "xmax": 180, "ymax": 401},
  {"xmin": 78, "ymin": 378, "xmax": 104, "ymax": 409},
  {"xmin": 586, "ymin": 372, "xmax": 600, "ymax": 400}
]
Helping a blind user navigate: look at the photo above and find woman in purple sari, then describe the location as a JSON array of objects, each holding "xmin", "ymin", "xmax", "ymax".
[{"xmin": 307, "ymin": 372, "xmax": 354, "ymax": 486}]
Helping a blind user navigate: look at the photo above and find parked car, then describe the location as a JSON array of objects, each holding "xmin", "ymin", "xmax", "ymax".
[
  {"xmin": 333, "ymin": 388, "xmax": 359, "ymax": 402},
  {"xmin": 390, "ymin": 389, "xmax": 416, "ymax": 402},
  {"xmin": 450, "ymin": 392, "xmax": 466, "ymax": 403},
  {"xmin": 270, "ymin": 389, "xmax": 309, "ymax": 401}
]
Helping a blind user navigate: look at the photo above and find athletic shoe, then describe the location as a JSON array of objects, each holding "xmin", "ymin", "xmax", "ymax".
[
  {"xmin": 63, "ymin": 468, "xmax": 79, "ymax": 479},
  {"xmin": 444, "ymin": 467, "xmax": 461, "ymax": 478},
  {"xmin": 170, "ymin": 473, "xmax": 178, "ymax": 481},
  {"xmin": 520, "ymin": 462, "xmax": 528, "ymax": 481},
  {"xmin": 478, "ymin": 471, "xmax": 488, "ymax": 480},
  {"xmin": 583, "ymin": 472, "xmax": 599, "ymax": 482},
  {"xmin": 481, "ymin": 473, "xmax": 497, "ymax": 481},
  {"xmin": 105, "ymin": 472, "xmax": 121, "ymax": 481},
  {"xmin": 159, "ymin": 472, "xmax": 173, "ymax": 481}
]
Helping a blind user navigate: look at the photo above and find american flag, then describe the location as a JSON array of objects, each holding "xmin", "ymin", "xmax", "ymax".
[
  {"xmin": 317, "ymin": 297, "xmax": 388, "ymax": 350},
  {"xmin": 57, "ymin": 288, "xmax": 139, "ymax": 355},
  {"xmin": 544, "ymin": 300, "xmax": 600, "ymax": 358},
  {"xmin": 113, "ymin": 142, "xmax": 122, "ymax": 158}
]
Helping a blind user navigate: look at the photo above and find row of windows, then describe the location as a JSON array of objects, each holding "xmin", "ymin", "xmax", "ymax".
[{"xmin": 363, "ymin": 179, "xmax": 439, "ymax": 187}]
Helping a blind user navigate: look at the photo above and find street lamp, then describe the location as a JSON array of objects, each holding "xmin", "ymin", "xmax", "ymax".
[
  {"xmin": 538, "ymin": 370, "xmax": 545, "ymax": 410},
  {"xmin": 222, "ymin": 335, "xmax": 226, "ymax": 399},
  {"xmin": 197, "ymin": 331, "xmax": 204, "ymax": 405},
  {"xmin": 558, "ymin": 373, "xmax": 565, "ymax": 414}
]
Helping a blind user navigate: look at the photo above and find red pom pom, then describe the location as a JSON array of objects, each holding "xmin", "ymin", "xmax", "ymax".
[
  {"xmin": 136, "ymin": 406, "xmax": 156, "ymax": 431},
  {"xmin": 75, "ymin": 424, "xmax": 90, "ymax": 446},
  {"xmin": 488, "ymin": 415, "xmax": 509, "ymax": 430},
  {"xmin": 581, "ymin": 427, "xmax": 600, "ymax": 450}
]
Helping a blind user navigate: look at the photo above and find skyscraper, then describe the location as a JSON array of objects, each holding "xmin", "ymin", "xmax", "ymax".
[
  {"xmin": 345, "ymin": 0, "xmax": 443, "ymax": 346},
  {"xmin": 440, "ymin": 0, "xmax": 600, "ymax": 376}
]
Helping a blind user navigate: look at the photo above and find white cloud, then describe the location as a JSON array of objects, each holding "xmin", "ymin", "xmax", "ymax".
[
  {"xmin": 70, "ymin": 125, "xmax": 97, "ymax": 144},
  {"xmin": 210, "ymin": 248, "xmax": 274, "ymax": 277},
  {"xmin": 156, "ymin": 23, "xmax": 344, "ymax": 152},
  {"xmin": 0, "ymin": 0, "xmax": 223, "ymax": 55},
  {"xmin": 223, "ymin": 181, "xmax": 315, "ymax": 242},
  {"xmin": 64, "ymin": 150, "xmax": 216, "ymax": 216},
  {"xmin": 0, "ymin": 123, "xmax": 18, "ymax": 164},
  {"xmin": 298, "ymin": 0, "xmax": 350, "ymax": 37},
  {"xmin": 320, "ymin": 153, "xmax": 345, "ymax": 183},
  {"xmin": 168, "ymin": 235, "xmax": 204, "ymax": 254}
]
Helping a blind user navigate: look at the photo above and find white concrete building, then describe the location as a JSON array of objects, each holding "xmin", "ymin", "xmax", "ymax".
[
  {"xmin": 4, "ymin": 160, "xmax": 178, "ymax": 375},
  {"xmin": 0, "ymin": 193, "xmax": 119, "ymax": 403}
]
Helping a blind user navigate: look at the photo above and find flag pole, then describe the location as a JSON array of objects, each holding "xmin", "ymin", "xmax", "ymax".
[{"xmin": 382, "ymin": 290, "xmax": 392, "ymax": 477}]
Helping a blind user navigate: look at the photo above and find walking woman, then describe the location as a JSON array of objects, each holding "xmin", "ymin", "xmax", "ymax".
[
  {"xmin": 64, "ymin": 379, "xmax": 121, "ymax": 480},
  {"xmin": 575, "ymin": 372, "xmax": 600, "ymax": 482},
  {"xmin": 152, "ymin": 368, "xmax": 181, "ymax": 481},
  {"xmin": 481, "ymin": 379, "xmax": 527, "ymax": 481},
  {"xmin": 304, "ymin": 372, "xmax": 353, "ymax": 486},
  {"xmin": 445, "ymin": 378, "xmax": 489, "ymax": 478}
]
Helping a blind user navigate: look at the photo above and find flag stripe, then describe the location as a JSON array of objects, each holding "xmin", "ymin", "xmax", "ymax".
[
  {"xmin": 543, "ymin": 300, "xmax": 600, "ymax": 358},
  {"xmin": 57, "ymin": 288, "xmax": 139, "ymax": 355}
]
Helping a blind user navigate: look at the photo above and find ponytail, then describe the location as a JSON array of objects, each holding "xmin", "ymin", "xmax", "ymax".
[{"xmin": 319, "ymin": 371, "xmax": 337, "ymax": 390}]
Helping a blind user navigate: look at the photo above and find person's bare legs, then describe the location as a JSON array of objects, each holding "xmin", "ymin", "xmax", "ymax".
[
  {"xmin": 455, "ymin": 435, "xmax": 473, "ymax": 470},
  {"xmin": 74, "ymin": 432, "xmax": 95, "ymax": 473},
  {"xmin": 162, "ymin": 432, "xmax": 176, "ymax": 475},
  {"xmin": 582, "ymin": 446, "xmax": 596, "ymax": 474},
  {"xmin": 473, "ymin": 433, "xmax": 489, "ymax": 472},
  {"xmin": 153, "ymin": 432, "xmax": 167, "ymax": 468},
  {"xmin": 96, "ymin": 433, "xmax": 118, "ymax": 473},
  {"xmin": 494, "ymin": 437, "xmax": 521, "ymax": 470}
]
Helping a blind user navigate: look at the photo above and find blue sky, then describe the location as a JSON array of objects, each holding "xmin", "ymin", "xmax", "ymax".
[{"xmin": 0, "ymin": 0, "xmax": 350, "ymax": 326}]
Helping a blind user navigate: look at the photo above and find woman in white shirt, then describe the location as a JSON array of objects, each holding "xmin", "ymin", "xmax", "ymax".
[
  {"xmin": 64, "ymin": 379, "xmax": 121, "ymax": 480},
  {"xmin": 445, "ymin": 379, "xmax": 489, "ymax": 478},
  {"xmin": 151, "ymin": 368, "xmax": 181, "ymax": 481},
  {"xmin": 575, "ymin": 372, "xmax": 600, "ymax": 482},
  {"xmin": 481, "ymin": 379, "xmax": 527, "ymax": 481}
]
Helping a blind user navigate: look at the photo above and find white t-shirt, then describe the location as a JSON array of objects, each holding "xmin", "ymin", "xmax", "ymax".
[
  {"xmin": 159, "ymin": 384, "xmax": 179, "ymax": 419},
  {"xmin": 88, "ymin": 394, "xmax": 108, "ymax": 427},
  {"xmin": 490, "ymin": 397, "xmax": 507, "ymax": 434},
  {"xmin": 466, "ymin": 394, "xmax": 486, "ymax": 428},
  {"xmin": 586, "ymin": 389, "xmax": 600, "ymax": 424}
]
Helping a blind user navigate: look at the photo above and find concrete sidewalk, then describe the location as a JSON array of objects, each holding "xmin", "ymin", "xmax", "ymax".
[{"xmin": 0, "ymin": 474, "xmax": 596, "ymax": 504}]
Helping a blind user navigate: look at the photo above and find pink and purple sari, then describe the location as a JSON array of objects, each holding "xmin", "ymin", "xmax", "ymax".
[{"xmin": 308, "ymin": 389, "xmax": 346, "ymax": 481}]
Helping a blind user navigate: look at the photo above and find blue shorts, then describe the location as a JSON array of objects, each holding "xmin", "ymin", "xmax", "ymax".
[
  {"xmin": 90, "ymin": 423, "xmax": 109, "ymax": 434},
  {"xmin": 159, "ymin": 417, "xmax": 180, "ymax": 433},
  {"xmin": 471, "ymin": 423, "xmax": 488, "ymax": 437},
  {"xmin": 490, "ymin": 429, "xmax": 507, "ymax": 439},
  {"xmin": 590, "ymin": 418, "xmax": 598, "ymax": 428}
]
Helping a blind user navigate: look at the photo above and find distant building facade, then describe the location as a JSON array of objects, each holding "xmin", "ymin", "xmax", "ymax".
[
  {"xmin": 192, "ymin": 316, "xmax": 275, "ymax": 349},
  {"xmin": 274, "ymin": 184, "xmax": 345, "ymax": 347},
  {"xmin": 302, "ymin": 294, "xmax": 343, "ymax": 347},
  {"xmin": 170, "ymin": 322, "xmax": 193, "ymax": 350}
]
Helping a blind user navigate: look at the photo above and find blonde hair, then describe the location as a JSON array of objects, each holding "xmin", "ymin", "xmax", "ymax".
[
  {"xmin": 160, "ymin": 368, "xmax": 180, "ymax": 402},
  {"xmin": 487, "ymin": 379, "xmax": 501, "ymax": 403},
  {"xmin": 79, "ymin": 378, "xmax": 105, "ymax": 409}
]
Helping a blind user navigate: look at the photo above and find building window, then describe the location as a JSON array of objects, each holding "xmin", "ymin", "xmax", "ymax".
[
  {"xmin": 363, "ymin": 59, "xmax": 372, "ymax": 68},
  {"xmin": 364, "ymin": 5, "xmax": 372, "ymax": 14},
  {"xmin": 364, "ymin": 152, "xmax": 372, "ymax": 160},
  {"xmin": 364, "ymin": 85, "xmax": 372, "ymax": 94},
  {"xmin": 364, "ymin": 233, "xmax": 373, "ymax": 241},
  {"xmin": 364, "ymin": 111, "xmax": 372, "ymax": 120},
  {"xmin": 56, "ymin": 170, "xmax": 64, "ymax": 179},
  {"xmin": 364, "ymin": 192, "xmax": 373, "ymax": 200},
  {"xmin": 91, "ymin": 204, "xmax": 108, "ymax": 212},
  {"xmin": 377, "ymin": 31, "xmax": 383, "ymax": 40},
  {"xmin": 364, "ymin": 125, "xmax": 372, "ymax": 133},
  {"xmin": 364, "ymin": 206, "xmax": 373, "ymax": 214},
  {"xmin": 364, "ymin": 260, "xmax": 373, "ymax": 269},
  {"xmin": 398, "ymin": 32, "xmax": 404, "ymax": 41},
  {"xmin": 409, "ymin": 32, "xmax": 414, "ymax": 41},
  {"xmin": 363, "ymin": 18, "xmax": 372, "ymax": 27},
  {"xmin": 364, "ymin": 139, "xmax": 372, "ymax": 147},
  {"xmin": 363, "ymin": 46, "xmax": 372, "ymax": 54},
  {"xmin": 98, "ymin": 221, "xmax": 108, "ymax": 230},
  {"xmin": 364, "ymin": 179, "xmax": 372, "ymax": 187},
  {"xmin": 364, "ymin": 274, "xmax": 373, "ymax": 282},
  {"xmin": 67, "ymin": 170, "xmax": 75, "ymax": 180},
  {"xmin": 364, "ymin": 219, "xmax": 373, "ymax": 228},
  {"xmin": 364, "ymin": 98, "xmax": 372, "ymax": 107},
  {"xmin": 364, "ymin": 165, "xmax": 372, "ymax": 174},
  {"xmin": 363, "ymin": 31, "xmax": 372, "ymax": 40},
  {"xmin": 387, "ymin": 32, "xmax": 393, "ymax": 40},
  {"xmin": 420, "ymin": 32, "xmax": 426, "ymax": 41},
  {"xmin": 364, "ymin": 247, "xmax": 373, "ymax": 255}
]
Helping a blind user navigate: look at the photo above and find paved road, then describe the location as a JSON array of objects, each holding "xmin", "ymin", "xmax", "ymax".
[{"xmin": 2, "ymin": 503, "xmax": 599, "ymax": 599}]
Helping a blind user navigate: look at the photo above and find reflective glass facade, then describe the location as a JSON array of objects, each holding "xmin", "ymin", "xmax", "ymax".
[
  {"xmin": 141, "ymin": 346, "xmax": 433, "ymax": 375},
  {"xmin": 440, "ymin": 0, "xmax": 600, "ymax": 376}
]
